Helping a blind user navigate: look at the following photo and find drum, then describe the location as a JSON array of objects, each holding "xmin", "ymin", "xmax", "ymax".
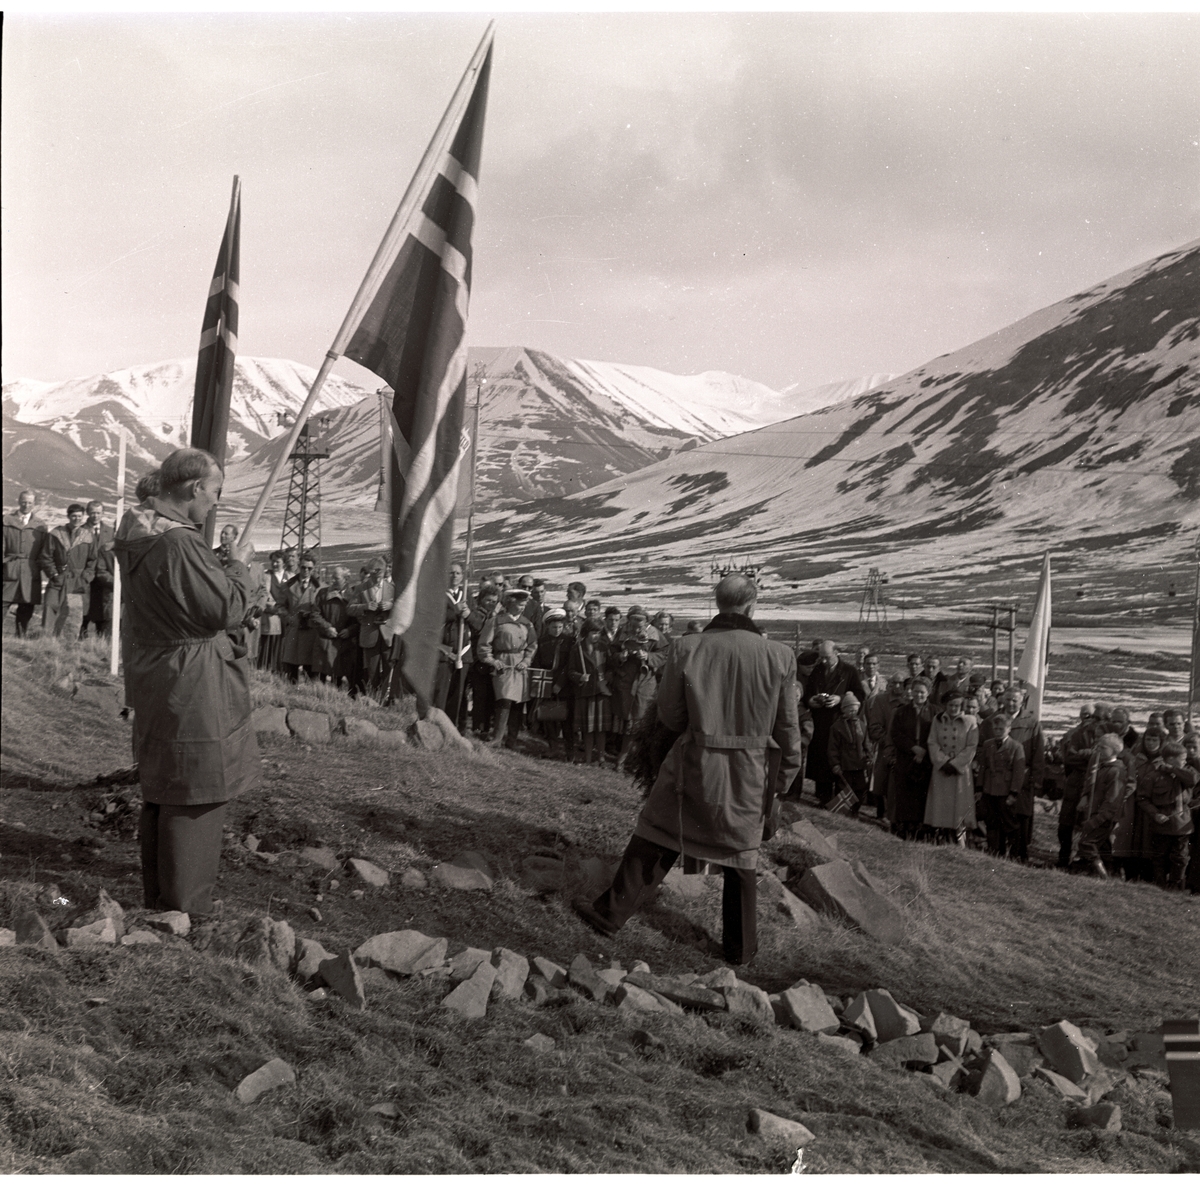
[{"xmin": 527, "ymin": 667, "xmax": 555, "ymax": 700}]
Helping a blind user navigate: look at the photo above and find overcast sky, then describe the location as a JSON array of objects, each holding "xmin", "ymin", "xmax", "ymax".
[{"xmin": 3, "ymin": 10, "xmax": 1198, "ymax": 393}]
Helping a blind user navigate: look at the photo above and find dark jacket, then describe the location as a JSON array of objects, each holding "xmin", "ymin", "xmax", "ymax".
[
  {"xmin": 803, "ymin": 658, "xmax": 866, "ymax": 785},
  {"xmin": 2, "ymin": 511, "xmax": 47, "ymax": 604},
  {"xmin": 828, "ymin": 712, "xmax": 872, "ymax": 774},
  {"xmin": 1081, "ymin": 758, "xmax": 1128, "ymax": 831},
  {"xmin": 39, "ymin": 522, "xmax": 96, "ymax": 594},
  {"xmin": 891, "ymin": 701, "xmax": 934, "ymax": 824},
  {"xmin": 113, "ymin": 503, "xmax": 260, "ymax": 807},
  {"xmin": 1136, "ymin": 760, "xmax": 1200, "ymax": 836},
  {"xmin": 979, "ymin": 735, "xmax": 1027, "ymax": 797}
]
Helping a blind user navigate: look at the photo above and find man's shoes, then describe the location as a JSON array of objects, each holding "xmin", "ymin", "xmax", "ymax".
[{"xmin": 571, "ymin": 896, "xmax": 617, "ymax": 938}]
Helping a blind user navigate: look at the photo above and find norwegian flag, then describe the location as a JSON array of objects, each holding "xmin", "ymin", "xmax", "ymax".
[
  {"xmin": 191, "ymin": 175, "xmax": 241, "ymax": 543},
  {"xmin": 340, "ymin": 33, "xmax": 492, "ymax": 708}
]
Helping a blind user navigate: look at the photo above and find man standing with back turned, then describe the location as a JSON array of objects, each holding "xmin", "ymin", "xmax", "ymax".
[
  {"xmin": 573, "ymin": 573, "xmax": 800, "ymax": 964},
  {"xmin": 114, "ymin": 448, "xmax": 261, "ymax": 917}
]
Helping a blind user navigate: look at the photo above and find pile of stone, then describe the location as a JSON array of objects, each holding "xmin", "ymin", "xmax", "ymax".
[{"xmin": 251, "ymin": 703, "xmax": 485, "ymax": 757}]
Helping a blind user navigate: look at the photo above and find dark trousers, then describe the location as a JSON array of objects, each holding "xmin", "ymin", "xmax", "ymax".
[
  {"xmin": 1057, "ymin": 773, "xmax": 1083, "ymax": 866},
  {"xmin": 982, "ymin": 793, "xmax": 1029, "ymax": 860},
  {"xmin": 139, "ymin": 801, "xmax": 227, "ymax": 915},
  {"xmin": 1151, "ymin": 832, "xmax": 1190, "ymax": 889},
  {"xmin": 592, "ymin": 834, "xmax": 758, "ymax": 965},
  {"xmin": 469, "ymin": 665, "xmax": 495, "ymax": 735},
  {"xmin": 9, "ymin": 601, "xmax": 35, "ymax": 637},
  {"xmin": 1076, "ymin": 819, "xmax": 1114, "ymax": 873}
]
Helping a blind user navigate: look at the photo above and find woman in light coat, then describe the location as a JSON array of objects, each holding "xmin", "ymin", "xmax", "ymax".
[
  {"xmin": 477, "ymin": 587, "xmax": 537, "ymax": 749},
  {"xmin": 925, "ymin": 691, "xmax": 979, "ymax": 842}
]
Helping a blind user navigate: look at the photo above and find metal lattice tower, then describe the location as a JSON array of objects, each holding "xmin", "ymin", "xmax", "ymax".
[
  {"xmin": 858, "ymin": 567, "xmax": 889, "ymax": 630},
  {"xmin": 280, "ymin": 416, "xmax": 331, "ymax": 559}
]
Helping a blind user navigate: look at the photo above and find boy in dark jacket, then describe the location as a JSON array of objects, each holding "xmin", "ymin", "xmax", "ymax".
[
  {"xmin": 978, "ymin": 713, "xmax": 1028, "ymax": 859},
  {"xmin": 530, "ymin": 610, "xmax": 574, "ymax": 760},
  {"xmin": 1075, "ymin": 733, "xmax": 1127, "ymax": 877},
  {"xmin": 1137, "ymin": 741, "xmax": 1200, "ymax": 890},
  {"xmin": 827, "ymin": 693, "xmax": 872, "ymax": 814}
]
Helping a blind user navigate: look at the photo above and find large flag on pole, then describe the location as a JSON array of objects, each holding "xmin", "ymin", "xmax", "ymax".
[
  {"xmin": 341, "ymin": 34, "xmax": 492, "ymax": 708},
  {"xmin": 191, "ymin": 175, "xmax": 241, "ymax": 546},
  {"xmin": 1189, "ymin": 554, "xmax": 1200, "ymax": 712},
  {"xmin": 1017, "ymin": 551, "xmax": 1052, "ymax": 720}
]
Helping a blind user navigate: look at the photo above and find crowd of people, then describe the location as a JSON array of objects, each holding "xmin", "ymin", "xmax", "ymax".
[{"xmin": 6, "ymin": 484, "xmax": 1197, "ymax": 894}]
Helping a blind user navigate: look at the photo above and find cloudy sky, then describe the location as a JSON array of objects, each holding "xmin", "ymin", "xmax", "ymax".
[{"xmin": 3, "ymin": 9, "xmax": 1198, "ymax": 393}]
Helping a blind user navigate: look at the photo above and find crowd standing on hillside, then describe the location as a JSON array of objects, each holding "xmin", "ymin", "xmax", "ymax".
[{"xmin": 6, "ymin": 485, "xmax": 1198, "ymax": 895}]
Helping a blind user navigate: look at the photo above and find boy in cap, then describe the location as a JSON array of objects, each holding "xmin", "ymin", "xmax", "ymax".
[
  {"xmin": 827, "ymin": 693, "xmax": 872, "ymax": 815},
  {"xmin": 978, "ymin": 712, "xmax": 1027, "ymax": 859},
  {"xmin": 1137, "ymin": 740, "xmax": 1200, "ymax": 889}
]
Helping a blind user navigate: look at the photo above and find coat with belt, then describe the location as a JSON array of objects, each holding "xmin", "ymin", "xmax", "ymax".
[
  {"xmin": 925, "ymin": 711, "xmax": 979, "ymax": 829},
  {"xmin": 609, "ymin": 627, "xmax": 669, "ymax": 727},
  {"xmin": 113, "ymin": 504, "xmax": 261, "ymax": 807},
  {"xmin": 477, "ymin": 610, "xmax": 537, "ymax": 702},
  {"xmin": 891, "ymin": 701, "xmax": 934, "ymax": 825},
  {"xmin": 634, "ymin": 613, "xmax": 801, "ymax": 869},
  {"xmin": 281, "ymin": 577, "xmax": 322, "ymax": 666},
  {"xmin": 3, "ymin": 511, "xmax": 47, "ymax": 604}
]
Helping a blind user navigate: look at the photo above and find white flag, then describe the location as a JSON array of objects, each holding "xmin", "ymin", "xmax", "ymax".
[{"xmin": 1017, "ymin": 551, "xmax": 1052, "ymax": 720}]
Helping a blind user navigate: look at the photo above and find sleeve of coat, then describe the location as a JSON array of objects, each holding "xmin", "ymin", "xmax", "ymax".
[
  {"xmin": 927, "ymin": 721, "xmax": 949, "ymax": 768},
  {"xmin": 1009, "ymin": 742, "xmax": 1027, "ymax": 795},
  {"xmin": 38, "ymin": 532, "xmax": 60, "ymax": 580},
  {"xmin": 827, "ymin": 723, "xmax": 847, "ymax": 774},
  {"xmin": 644, "ymin": 632, "xmax": 668, "ymax": 678},
  {"xmin": 1092, "ymin": 763, "xmax": 1126, "ymax": 824},
  {"xmin": 476, "ymin": 616, "xmax": 497, "ymax": 666},
  {"xmin": 81, "ymin": 535, "xmax": 97, "ymax": 587},
  {"xmin": 655, "ymin": 640, "xmax": 689, "ymax": 734},
  {"xmin": 520, "ymin": 620, "xmax": 538, "ymax": 668},
  {"xmin": 951, "ymin": 722, "xmax": 979, "ymax": 771},
  {"xmin": 1028, "ymin": 723, "xmax": 1046, "ymax": 789},
  {"xmin": 772, "ymin": 655, "xmax": 802, "ymax": 793},
  {"xmin": 159, "ymin": 529, "xmax": 250, "ymax": 631}
]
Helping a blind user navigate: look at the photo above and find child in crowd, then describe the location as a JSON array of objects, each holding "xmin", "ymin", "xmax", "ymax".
[
  {"xmin": 1136, "ymin": 740, "xmax": 1200, "ymax": 889},
  {"xmin": 1074, "ymin": 733, "xmax": 1127, "ymax": 877},
  {"xmin": 827, "ymin": 693, "xmax": 872, "ymax": 814}
]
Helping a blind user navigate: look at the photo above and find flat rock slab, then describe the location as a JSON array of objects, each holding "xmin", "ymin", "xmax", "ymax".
[
  {"xmin": 446, "ymin": 947, "xmax": 492, "ymax": 981},
  {"xmin": 411, "ymin": 717, "xmax": 448, "ymax": 753},
  {"xmin": 431, "ymin": 861, "xmax": 493, "ymax": 891},
  {"xmin": 816, "ymin": 1032, "xmax": 864, "ymax": 1058},
  {"xmin": 422, "ymin": 707, "xmax": 473, "ymax": 751},
  {"xmin": 975, "ymin": 1049, "xmax": 1022, "ymax": 1106},
  {"xmin": 65, "ymin": 917, "xmax": 118, "ymax": 947},
  {"xmin": 746, "ymin": 1109, "xmax": 816, "ymax": 1151},
  {"xmin": 145, "ymin": 911, "xmax": 191, "ymax": 938},
  {"xmin": 442, "ymin": 961, "xmax": 497, "ymax": 1019},
  {"xmin": 119, "ymin": 930, "xmax": 161, "ymax": 947},
  {"xmin": 299, "ymin": 846, "xmax": 340, "ymax": 872},
  {"xmin": 796, "ymin": 860, "xmax": 904, "ymax": 944},
  {"xmin": 287, "ymin": 709, "xmax": 331, "ymax": 744},
  {"xmin": 786, "ymin": 819, "xmax": 843, "ymax": 866},
  {"xmin": 923, "ymin": 1011, "xmax": 972, "ymax": 1056},
  {"xmin": 236, "ymin": 1057, "xmax": 296, "ymax": 1104},
  {"xmin": 697, "ymin": 967, "xmax": 739, "ymax": 989},
  {"xmin": 930, "ymin": 1057, "xmax": 966, "ymax": 1087},
  {"xmin": 862, "ymin": 989, "xmax": 921, "ymax": 1043},
  {"xmin": 569, "ymin": 954, "xmax": 613, "ymax": 1003},
  {"xmin": 73, "ymin": 888, "xmax": 125, "ymax": 941},
  {"xmin": 621, "ymin": 973, "xmax": 726, "ymax": 1012},
  {"xmin": 348, "ymin": 858, "xmax": 389, "ymax": 888},
  {"xmin": 1033, "ymin": 1066, "xmax": 1089, "ymax": 1100},
  {"xmin": 295, "ymin": 937, "xmax": 336, "ymax": 985},
  {"xmin": 757, "ymin": 873, "xmax": 822, "ymax": 933},
  {"xmin": 253, "ymin": 706, "xmax": 290, "ymax": 736},
  {"xmin": 780, "ymin": 983, "xmax": 840, "ymax": 1034},
  {"xmin": 616, "ymin": 984, "xmax": 682, "ymax": 1016},
  {"xmin": 1038, "ymin": 1020, "xmax": 1101, "ymax": 1083},
  {"xmin": 530, "ymin": 956, "xmax": 567, "ymax": 987},
  {"xmin": 338, "ymin": 717, "xmax": 380, "ymax": 742},
  {"xmin": 355, "ymin": 930, "xmax": 447, "ymax": 975},
  {"xmin": 719, "ymin": 984, "xmax": 775, "ymax": 1025},
  {"xmin": 841, "ymin": 993, "xmax": 878, "ymax": 1041},
  {"xmin": 872, "ymin": 1032, "xmax": 939, "ymax": 1068},
  {"xmin": 491, "ymin": 947, "xmax": 531, "ymax": 1000},
  {"xmin": 318, "ymin": 950, "xmax": 367, "ymax": 1009}
]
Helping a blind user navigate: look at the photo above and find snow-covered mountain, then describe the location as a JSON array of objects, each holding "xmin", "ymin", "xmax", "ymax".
[
  {"xmin": 4, "ymin": 346, "xmax": 852, "ymax": 516},
  {"xmin": 472, "ymin": 240, "xmax": 1200, "ymax": 613}
]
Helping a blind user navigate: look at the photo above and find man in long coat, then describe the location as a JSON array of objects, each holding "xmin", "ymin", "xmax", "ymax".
[
  {"xmin": 574, "ymin": 573, "xmax": 801, "ymax": 965},
  {"xmin": 3, "ymin": 489, "xmax": 47, "ymax": 637},
  {"xmin": 803, "ymin": 640, "xmax": 866, "ymax": 806},
  {"xmin": 890, "ymin": 676, "xmax": 935, "ymax": 838},
  {"xmin": 114, "ymin": 448, "xmax": 261, "ymax": 916},
  {"xmin": 40, "ymin": 502, "xmax": 97, "ymax": 637}
]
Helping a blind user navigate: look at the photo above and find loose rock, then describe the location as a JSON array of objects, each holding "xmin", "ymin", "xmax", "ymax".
[
  {"xmin": 568, "ymin": 954, "xmax": 613, "ymax": 1003},
  {"xmin": 930, "ymin": 1056, "xmax": 966, "ymax": 1088},
  {"xmin": 431, "ymin": 857, "xmax": 493, "ymax": 891},
  {"xmin": 785, "ymin": 819, "xmax": 843, "ymax": 866},
  {"xmin": 348, "ymin": 858, "xmax": 389, "ymax": 889},
  {"xmin": 299, "ymin": 846, "xmax": 340, "ymax": 871},
  {"xmin": 746, "ymin": 1108, "xmax": 816, "ymax": 1151},
  {"xmin": 1032, "ymin": 1066, "xmax": 1089, "ymax": 1101},
  {"xmin": 491, "ymin": 947, "xmax": 531, "ymax": 1000},
  {"xmin": 974, "ymin": 1049, "xmax": 1022, "ymax": 1106},
  {"xmin": 719, "ymin": 983, "xmax": 775, "ymax": 1025},
  {"xmin": 442, "ymin": 960, "xmax": 497, "ymax": 1019},
  {"xmin": 757, "ymin": 873, "xmax": 822, "ymax": 933},
  {"xmin": 841, "ymin": 993, "xmax": 878, "ymax": 1041},
  {"xmin": 65, "ymin": 918, "xmax": 118, "ymax": 947},
  {"xmin": 780, "ymin": 983, "xmax": 840, "ymax": 1034},
  {"xmin": 145, "ymin": 911, "xmax": 191, "ymax": 938},
  {"xmin": 447, "ymin": 947, "xmax": 492, "ymax": 981},
  {"xmin": 530, "ymin": 956, "xmax": 568, "ymax": 987},
  {"xmin": 816, "ymin": 1032, "xmax": 863, "ymax": 1058},
  {"xmin": 1037, "ymin": 1020, "xmax": 1101, "ymax": 1084},
  {"xmin": 235, "ymin": 917, "xmax": 295, "ymax": 972},
  {"xmin": 236, "ymin": 1057, "xmax": 296, "ymax": 1104},
  {"xmin": 524, "ymin": 976, "xmax": 556, "ymax": 1006},
  {"xmin": 399, "ymin": 868, "xmax": 428, "ymax": 889},
  {"xmin": 616, "ymin": 984, "xmax": 682, "ymax": 1016},
  {"xmin": 697, "ymin": 967, "xmax": 739, "ymax": 989},
  {"xmin": 287, "ymin": 709, "xmax": 331, "ymax": 744},
  {"xmin": 294, "ymin": 937, "xmax": 336, "ymax": 985},
  {"xmin": 795, "ymin": 860, "xmax": 904, "ymax": 943},
  {"xmin": 0, "ymin": 929, "xmax": 18, "ymax": 947},
  {"xmin": 355, "ymin": 930, "xmax": 447, "ymax": 975},
  {"xmin": 1068, "ymin": 1103, "xmax": 1122, "ymax": 1131},
  {"xmin": 338, "ymin": 717, "xmax": 380, "ymax": 743},
  {"xmin": 621, "ymin": 972, "xmax": 725, "ymax": 1011},
  {"xmin": 72, "ymin": 889, "xmax": 125, "ymax": 941},
  {"xmin": 861, "ymin": 989, "xmax": 921, "ymax": 1043},
  {"xmin": 119, "ymin": 930, "xmax": 161, "ymax": 947},
  {"xmin": 872, "ymin": 1032, "xmax": 939, "ymax": 1068},
  {"xmin": 923, "ymin": 1012, "xmax": 972, "ymax": 1057},
  {"xmin": 318, "ymin": 950, "xmax": 367, "ymax": 1009},
  {"xmin": 524, "ymin": 1033, "xmax": 556, "ymax": 1054}
]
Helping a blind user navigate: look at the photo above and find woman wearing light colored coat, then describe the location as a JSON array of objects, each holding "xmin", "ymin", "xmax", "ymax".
[
  {"xmin": 477, "ymin": 587, "xmax": 537, "ymax": 748},
  {"xmin": 925, "ymin": 691, "xmax": 979, "ymax": 839}
]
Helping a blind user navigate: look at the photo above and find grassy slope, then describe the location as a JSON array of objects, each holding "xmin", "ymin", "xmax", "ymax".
[{"xmin": 2, "ymin": 632, "xmax": 1198, "ymax": 1175}]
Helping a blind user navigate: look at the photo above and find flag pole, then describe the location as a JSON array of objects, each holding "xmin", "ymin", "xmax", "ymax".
[
  {"xmin": 109, "ymin": 427, "xmax": 128, "ymax": 676},
  {"xmin": 237, "ymin": 22, "xmax": 495, "ymax": 554},
  {"xmin": 1189, "ymin": 543, "xmax": 1200, "ymax": 727}
]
